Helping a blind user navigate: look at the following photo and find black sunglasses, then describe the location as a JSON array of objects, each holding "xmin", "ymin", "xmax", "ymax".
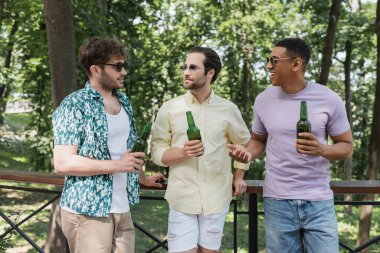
[{"xmin": 99, "ymin": 62, "xmax": 127, "ymax": 72}]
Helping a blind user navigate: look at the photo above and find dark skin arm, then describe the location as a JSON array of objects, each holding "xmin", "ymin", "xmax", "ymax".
[{"xmin": 296, "ymin": 130, "xmax": 353, "ymax": 160}]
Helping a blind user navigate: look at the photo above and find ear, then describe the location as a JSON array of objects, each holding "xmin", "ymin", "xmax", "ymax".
[
  {"xmin": 207, "ymin": 68, "xmax": 215, "ymax": 79},
  {"xmin": 292, "ymin": 58, "xmax": 303, "ymax": 71},
  {"xmin": 89, "ymin": 65, "xmax": 101, "ymax": 76}
]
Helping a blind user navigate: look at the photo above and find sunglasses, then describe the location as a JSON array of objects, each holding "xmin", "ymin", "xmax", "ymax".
[
  {"xmin": 99, "ymin": 62, "xmax": 127, "ymax": 72},
  {"xmin": 179, "ymin": 64, "xmax": 210, "ymax": 73},
  {"xmin": 266, "ymin": 56, "xmax": 293, "ymax": 66}
]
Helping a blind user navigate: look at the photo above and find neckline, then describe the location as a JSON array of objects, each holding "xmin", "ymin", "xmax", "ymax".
[
  {"xmin": 106, "ymin": 107, "xmax": 123, "ymax": 117},
  {"xmin": 280, "ymin": 81, "xmax": 310, "ymax": 97}
]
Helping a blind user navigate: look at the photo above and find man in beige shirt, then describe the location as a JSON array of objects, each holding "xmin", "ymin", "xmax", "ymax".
[{"xmin": 151, "ymin": 47, "xmax": 251, "ymax": 253}]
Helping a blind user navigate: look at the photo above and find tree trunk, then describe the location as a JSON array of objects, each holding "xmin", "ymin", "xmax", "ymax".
[
  {"xmin": 43, "ymin": 0, "xmax": 76, "ymax": 251},
  {"xmin": 0, "ymin": 0, "xmax": 4, "ymax": 31},
  {"xmin": 357, "ymin": 0, "xmax": 380, "ymax": 250},
  {"xmin": 99, "ymin": 0, "xmax": 108, "ymax": 34},
  {"xmin": 44, "ymin": 0, "xmax": 77, "ymax": 109},
  {"xmin": 318, "ymin": 0, "xmax": 342, "ymax": 85},
  {"xmin": 241, "ymin": 60, "xmax": 251, "ymax": 122},
  {"xmin": 343, "ymin": 40, "xmax": 353, "ymax": 215},
  {"xmin": 0, "ymin": 18, "xmax": 18, "ymax": 125}
]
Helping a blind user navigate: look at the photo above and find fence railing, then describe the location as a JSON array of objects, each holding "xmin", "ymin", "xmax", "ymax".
[{"xmin": 1, "ymin": 169, "xmax": 380, "ymax": 252}]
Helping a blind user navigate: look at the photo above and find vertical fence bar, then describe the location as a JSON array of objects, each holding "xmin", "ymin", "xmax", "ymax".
[
  {"xmin": 233, "ymin": 200, "xmax": 237, "ymax": 253},
  {"xmin": 249, "ymin": 193, "xmax": 258, "ymax": 253}
]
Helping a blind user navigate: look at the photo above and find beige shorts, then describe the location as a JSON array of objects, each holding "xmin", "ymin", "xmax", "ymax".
[{"xmin": 61, "ymin": 209, "xmax": 135, "ymax": 253}]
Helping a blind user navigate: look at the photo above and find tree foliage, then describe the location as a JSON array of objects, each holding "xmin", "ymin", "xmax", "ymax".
[
  {"xmin": 0, "ymin": 0, "xmax": 377, "ymax": 179},
  {"xmin": 0, "ymin": 0, "xmax": 379, "ymax": 250}
]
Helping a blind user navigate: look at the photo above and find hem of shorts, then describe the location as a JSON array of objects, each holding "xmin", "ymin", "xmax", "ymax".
[
  {"xmin": 168, "ymin": 246, "xmax": 198, "ymax": 253},
  {"xmin": 198, "ymin": 243, "xmax": 219, "ymax": 251}
]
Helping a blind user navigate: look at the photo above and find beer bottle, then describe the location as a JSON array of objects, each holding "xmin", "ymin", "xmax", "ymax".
[
  {"xmin": 186, "ymin": 111, "xmax": 202, "ymax": 141},
  {"xmin": 131, "ymin": 123, "xmax": 152, "ymax": 153},
  {"xmin": 296, "ymin": 100, "xmax": 311, "ymax": 139}
]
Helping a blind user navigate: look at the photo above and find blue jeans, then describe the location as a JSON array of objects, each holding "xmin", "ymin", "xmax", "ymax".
[{"xmin": 263, "ymin": 198, "xmax": 338, "ymax": 253}]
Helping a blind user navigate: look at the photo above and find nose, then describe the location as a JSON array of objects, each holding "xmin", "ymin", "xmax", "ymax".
[
  {"xmin": 183, "ymin": 67, "xmax": 191, "ymax": 75},
  {"xmin": 121, "ymin": 68, "xmax": 127, "ymax": 75},
  {"xmin": 266, "ymin": 62, "xmax": 273, "ymax": 71}
]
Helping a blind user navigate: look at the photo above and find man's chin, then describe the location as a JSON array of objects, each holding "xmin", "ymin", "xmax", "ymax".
[
  {"xmin": 270, "ymin": 81, "xmax": 280, "ymax": 86},
  {"xmin": 183, "ymin": 83, "xmax": 194, "ymax": 90},
  {"xmin": 116, "ymin": 81, "xmax": 125, "ymax": 87}
]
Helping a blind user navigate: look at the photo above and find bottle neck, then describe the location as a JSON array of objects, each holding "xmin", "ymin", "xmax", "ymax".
[
  {"xmin": 140, "ymin": 123, "xmax": 152, "ymax": 140},
  {"xmin": 300, "ymin": 101, "xmax": 308, "ymax": 120},
  {"xmin": 186, "ymin": 111, "xmax": 196, "ymax": 127}
]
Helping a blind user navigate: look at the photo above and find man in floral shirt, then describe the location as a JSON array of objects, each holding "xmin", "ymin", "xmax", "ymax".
[{"xmin": 53, "ymin": 37, "xmax": 164, "ymax": 252}]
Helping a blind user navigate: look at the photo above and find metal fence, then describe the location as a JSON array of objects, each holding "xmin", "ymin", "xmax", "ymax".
[{"xmin": 1, "ymin": 169, "xmax": 380, "ymax": 252}]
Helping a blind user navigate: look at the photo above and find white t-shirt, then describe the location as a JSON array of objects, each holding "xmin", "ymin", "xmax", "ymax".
[{"xmin": 107, "ymin": 107, "xmax": 130, "ymax": 213}]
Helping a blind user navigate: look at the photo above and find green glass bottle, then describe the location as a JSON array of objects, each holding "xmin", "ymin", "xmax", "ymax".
[
  {"xmin": 296, "ymin": 100, "xmax": 311, "ymax": 139},
  {"xmin": 131, "ymin": 123, "xmax": 152, "ymax": 153},
  {"xmin": 186, "ymin": 111, "xmax": 202, "ymax": 142}
]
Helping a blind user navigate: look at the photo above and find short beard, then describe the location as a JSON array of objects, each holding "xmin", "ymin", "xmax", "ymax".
[
  {"xmin": 184, "ymin": 79, "xmax": 206, "ymax": 90},
  {"xmin": 99, "ymin": 70, "xmax": 121, "ymax": 91}
]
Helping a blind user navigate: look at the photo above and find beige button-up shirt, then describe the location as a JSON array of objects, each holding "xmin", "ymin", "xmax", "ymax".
[{"xmin": 151, "ymin": 91, "xmax": 251, "ymax": 215}]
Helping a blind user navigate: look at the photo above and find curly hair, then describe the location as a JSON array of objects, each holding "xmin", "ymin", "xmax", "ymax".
[{"xmin": 79, "ymin": 37, "xmax": 125, "ymax": 76}]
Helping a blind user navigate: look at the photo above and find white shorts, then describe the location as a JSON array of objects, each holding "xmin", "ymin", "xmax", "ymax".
[{"xmin": 167, "ymin": 206, "xmax": 229, "ymax": 252}]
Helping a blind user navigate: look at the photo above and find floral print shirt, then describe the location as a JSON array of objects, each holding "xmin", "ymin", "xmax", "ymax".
[{"xmin": 53, "ymin": 82, "xmax": 139, "ymax": 217}]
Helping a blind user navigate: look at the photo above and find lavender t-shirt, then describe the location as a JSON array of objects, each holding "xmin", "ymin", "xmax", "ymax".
[{"xmin": 252, "ymin": 81, "xmax": 350, "ymax": 200}]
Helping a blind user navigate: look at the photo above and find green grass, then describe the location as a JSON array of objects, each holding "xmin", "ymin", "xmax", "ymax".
[
  {"xmin": 0, "ymin": 149, "xmax": 29, "ymax": 170},
  {"xmin": 2, "ymin": 185, "xmax": 380, "ymax": 252},
  {"xmin": 0, "ymin": 183, "xmax": 54, "ymax": 253},
  {"xmin": 336, "ymin": 204, "xmax": 380, "ymax": 252},
  {"xmin": 0, "ymin": 187, "xmax": 263, "ymax": 253},
  {"xmin": 3, "ymin": 113, "xmax": 31, "ymax": 132},
  {"xmin": 0, "ymin": 113, "xmax": 32, "ymax": 171}
]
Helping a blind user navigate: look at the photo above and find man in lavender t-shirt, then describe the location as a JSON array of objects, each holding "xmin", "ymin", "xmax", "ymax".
[{"xmin": 228, "ymin": 38, "xmax": 353, "ymax": 253}]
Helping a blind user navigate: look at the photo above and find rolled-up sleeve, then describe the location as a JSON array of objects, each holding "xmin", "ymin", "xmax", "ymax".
[{"xmin": 151, "ymin": 104, "xmax": 171, "ymax": 167}]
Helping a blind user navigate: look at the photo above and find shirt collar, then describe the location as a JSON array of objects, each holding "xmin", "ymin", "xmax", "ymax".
[
  {"xmin": 85, "ymin": 81, "xmax": 102, "ymax": 98},
  {"xmin": 185, "ymin": 90, "xmax": 215, "ymax": 105}
]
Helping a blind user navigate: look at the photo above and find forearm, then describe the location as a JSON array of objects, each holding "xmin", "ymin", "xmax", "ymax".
[
  {"xmin": 320, "ymin": 142, "xmax": 353, "ymax": 160},
  {"xmin": 246, "ymin": 139, "xmax": 266, "ymax": 160},
  {"xmin": 233, "ymin": 168, "xmax": 246, "ymax": 180},
  {"xmin": 139, "ymin": 168, "xmax": 146, "ymax": 183},
  {"xmin": 161, "ymin": 148, "xmax": 187, "ymax": 167},
  {"xmin": 54, "ymin": 154, "xmax": 122, "ymax": 176}
]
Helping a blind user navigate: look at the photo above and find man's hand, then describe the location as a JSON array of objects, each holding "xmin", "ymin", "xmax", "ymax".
[
  {"xmin": 160, "ymin": 140, "xmax": 204, "ymax": 166},
  {"xmin": 232, "ymin": 177, "xmax": 247, "ymax": 196},
  {"xmin": 141, "ymin": 172, "xmax": 166, "ymax": 188},
  {"xmin": 296, "ymin": 132, "xmax": 326, "ymax": 156},
  {"xmin": 227, "ymin": 144, "xmax": 252, "ymax": 163},
  {"xmin": 183, "ymin": 140, "xmax": 204, "ymax": 158},
  {"xmin": 119, "ymin": 149, "xmax": 145, "ymax": 173}
]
